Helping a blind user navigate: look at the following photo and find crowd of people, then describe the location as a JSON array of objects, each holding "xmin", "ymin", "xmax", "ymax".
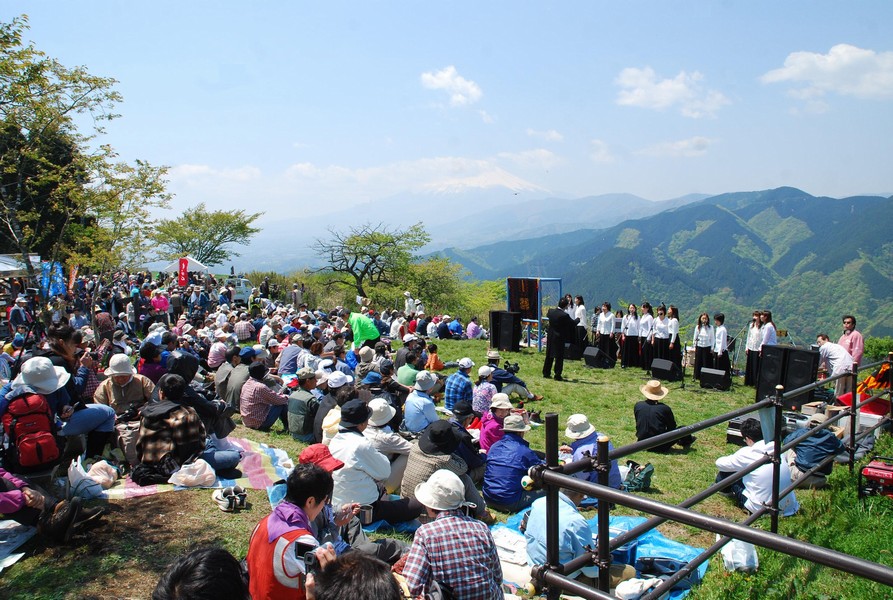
[{"xmin": 0, "ymin": 272, "xmax": 875, "ymax": 599}]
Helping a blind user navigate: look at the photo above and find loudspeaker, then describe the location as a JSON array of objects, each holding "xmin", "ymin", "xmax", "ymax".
[
  {"xmin": 756, "ymin": 345, "xmax": 787, "ymax": 402},
  {"xmin": 490, "ymin": 310, "xmax": 521, "ymax": 352},
  {"xmin": 564, "ymin": 343, "xmax": 582, "ymax": 360},
  {"xmin": 784, "ymin": 348, "xmax": 820, "ymax": 410},
  {"xmin": 700, "ymin": 367, "xmax": 731, "ymax": 391},
  {"xmin": 650, "ymin": 358, "xmax": 680, "ymax": 381},
  {"xmin": 583, "ymin": 346, "xmax": 615, "ymax": 369}
]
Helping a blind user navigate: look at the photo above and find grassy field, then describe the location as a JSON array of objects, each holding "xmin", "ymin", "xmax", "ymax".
[{"xmin": 2, "ymin": 338, "xmax": 891, "ymax": 599}]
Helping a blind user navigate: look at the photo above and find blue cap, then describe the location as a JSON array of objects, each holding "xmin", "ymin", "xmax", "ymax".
[
  {"xmin": 239, "ymin": 347, "xmax": 256, "ymax": 359},
  {"xmin": 361, "ymin": 372, "xmax": 382, "ymax": 385}
]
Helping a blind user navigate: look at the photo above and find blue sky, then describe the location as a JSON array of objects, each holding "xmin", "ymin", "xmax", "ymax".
[{"xmin": 6, "ymin": 2, "xmax": 893, "ymax": 229}]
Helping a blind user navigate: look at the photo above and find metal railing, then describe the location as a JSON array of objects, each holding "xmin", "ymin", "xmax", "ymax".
[{"xmin": 528, "ymin": 353, "xmax": 893, "ymax": 600}]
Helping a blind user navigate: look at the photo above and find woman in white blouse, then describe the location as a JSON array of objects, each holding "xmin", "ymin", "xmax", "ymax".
[
  {"xmin": 758, "ymin": 310, "xmax": 777, "ymax": 379},
  {"xmin": 595, "ymin": 302, "xmax": 615, "ymax": 358},
  {"xmin": 573, "ymin": 295, "xmax": 589, "ymax": 349},
  {"xmin": 713, "ymin": 313, "xmax": 730, "ymax": 377},
  {"xmin": 692, "ymin": 312, "xmax": 715, "ymax": 380},
  {"xmin": 650, "ymin": 304, "xmax": 670, "ymax": 361},
  {"xmin": 667, "ymin": 305, "xmax": 682, "ymax": 369},
  {"xmin": 620, "ymin": 304, "xmax": 640, "ymax": 368},
  {"xmin": 639, "ymin": 302, "xmax": 654, "ymax": 370},
  {"xmin": 744, "ymin": 311, "xmax": 762, "ymax": 386}
]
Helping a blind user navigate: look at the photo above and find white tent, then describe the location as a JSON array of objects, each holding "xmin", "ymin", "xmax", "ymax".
[{"xmin": 160, "ymin": 256, "xmax": 209, "ymax": 273}]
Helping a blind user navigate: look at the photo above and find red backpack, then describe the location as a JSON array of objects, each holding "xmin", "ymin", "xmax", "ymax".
[{"xmin": 2, "ymin": 393, "xmax": 61, "ymax": 472}]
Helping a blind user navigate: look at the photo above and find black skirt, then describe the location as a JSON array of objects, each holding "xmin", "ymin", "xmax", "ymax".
[
  {"xmin": 622, "ymin": 335, "xmax": 640, "ymax": 368},
  {"xmin": 694, "ymin": 346, "xmax": 713, "ymax": 379}
]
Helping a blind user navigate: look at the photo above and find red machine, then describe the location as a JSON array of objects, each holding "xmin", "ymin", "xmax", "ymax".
[{"xmin": 859, "ymin": 456, "xmax": 893, "ymax": 499}]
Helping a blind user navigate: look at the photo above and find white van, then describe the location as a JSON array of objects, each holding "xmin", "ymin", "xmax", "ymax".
[{"xmin": 224, "ymin": 277, "xmax": 254, "ymax": 306}]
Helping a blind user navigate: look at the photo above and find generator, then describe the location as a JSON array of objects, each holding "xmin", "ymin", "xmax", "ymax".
[{"xmin": 859, "ymin": 456, "xmax": 893, "ymax": 499}]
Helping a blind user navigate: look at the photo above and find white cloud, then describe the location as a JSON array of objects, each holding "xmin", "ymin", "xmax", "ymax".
[
  {"xmin": 590, "ymin": 139, "xmax": 615, "ymax": 164},
  {"xmin": 761, "ymin": 44, "xmax": 893, "ymax": 100},
  {"xmin": 420, "ymin": 65, "xmax": 483, "ymax": 106},
  {"xmin": 526, "ymin": 128, "xmax": 564, "ymax": 142},
  {"xmin": 637, "ymin": 136, "xmax": 714, "ymax": 158},
  {"xmin": 497, "ymin": 148, "xmax": 562, "ymax": 170},
  {"xmin": 478, "ymin": 109, "xmax": 494, "ymax": 124},
  {"xmin": 615, "ymin": 66, "xmax": 730, "ymax": 118}
]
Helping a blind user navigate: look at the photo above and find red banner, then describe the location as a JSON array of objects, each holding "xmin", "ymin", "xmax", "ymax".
[
  {"xmin": 178, "ymin": 258, "xmax": 189, "ymax": 287},
  {"xmin": 67, "ymin": 265, "xmax": 79, "ymax": 293}
]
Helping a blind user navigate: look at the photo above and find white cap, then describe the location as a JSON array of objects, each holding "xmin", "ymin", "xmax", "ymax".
[
  {"xmin": 478, "ymin": 365, "xmax": 495, "ymax": 378},
  {"xmin": 565, "ymin": 414, "xmax": 596, "ymax": 440},
  {"xmin": 490, "ymin": 393, "xmax": 512, "ymax": 410},
  {"xmin": 13, "ymin": 357, "xmax": 70, "ymax": 395},
  {"xmin": 326, "ymin": 371, "xmax": 354, "ymax": 389},
  {"xmin": 457, "ymin": 357, "xmax": 474, "ymax": 369},
  {"xmin": 414, "ymin": 469, "xmax": 467, "ymax": 511},
  {"xmin": 368, "ymin": 398, "xmax": 397, "ymax": 427},
  {"xmin": 502, "ymin": 414, "xmax": 531, "ymax": 433},
  {"xmin": 402, "ymin": 334, "xmax": 418, "ymax": 344}
]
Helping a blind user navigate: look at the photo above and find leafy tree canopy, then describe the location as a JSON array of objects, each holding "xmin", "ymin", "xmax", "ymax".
[{"xmin": 151, "ymin": 202, "xmax": 262, "ymax": 266}]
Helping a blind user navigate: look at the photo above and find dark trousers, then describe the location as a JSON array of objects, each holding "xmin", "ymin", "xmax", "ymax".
[
  {"xmin": 371, "ymin": 495, "xmax": 424, "ymax": 525},
  {"xmin": 543, "ymin": 342, "xmax": 565, "ymax": 378},
  {"xmin": 716, "ymin": 471, "xmax": 746, "ymax": 508}
]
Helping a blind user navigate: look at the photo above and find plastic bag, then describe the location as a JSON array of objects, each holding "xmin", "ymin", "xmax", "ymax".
[
  {"xmin": 615, "ymin": 578, "xmax": 660, "ymax": 600},
  {"xmin": 720, "ymin": 536, "xmax": 759, "ymax": 572},
  {"xmin": 68, "ymin": 457, "xmax": 104, "ymax": 499},
  {"xmin": 87, "ymin": 460, "xmax": 119, "ymax": 489},
  {"xmin": 168, "ymin": 458, "xmax": 216, "ymax": 487}
]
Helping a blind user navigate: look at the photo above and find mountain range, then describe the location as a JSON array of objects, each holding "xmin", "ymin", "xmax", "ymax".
[{"xmin": 434, "ymin": 187, "xmax": 893, "ymax": 339}]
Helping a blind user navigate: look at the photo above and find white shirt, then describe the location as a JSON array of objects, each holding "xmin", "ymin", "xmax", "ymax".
[
  {"xmin": 622, "ymin": 314, "xmax": 640, "ymax": 337},
  {"xmin": 746, "ymin": 323, "xmax": 762, "ymax": 352},
  {"xmin": 715, "ymin": 440, "xmax": 799, "ymax": 516},
  {"xmin": 652, "ymin": 316, "xmax": 669, "ymax": 340},
  {"xmin": 574, "ymin": 304, "xmax": 587, "ymax": 327},
  {"xmin": 639, "ymin": 313, "xmax": 654, "ymax": 338},
  {"xmin": 364, "ymin": 424, "xmax": 413, "ymax": 458},
  {"xmin": 329, "ymin": 429, "xmax": 392, "ymax": 506},
  {"xmin": 818, "ymin": 342, "xmax": 855, "ymax": 376},
  {"xmin": 596, "ymin": 311, "xmax": 614, "ymax": 335},
  {"xmin": 714, "ymin": 325, "xmax": 728, "ymax": 354},
  {"xmin": 668, "ymin": 318, "xmax": 679, "ymax": 344},
  {"xmin": 761, "ymin": 323, "xmax": 777, "ymax": 348},
  {"xmin": 693, "ymin": 324, "xmax": 715, "ymax": 349}
]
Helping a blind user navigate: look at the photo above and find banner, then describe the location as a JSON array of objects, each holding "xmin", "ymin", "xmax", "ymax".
[
  {"xmin": 68, "ymin": 265, "xmax": 79, "ymax": 293},
  {"xmin": 39, "ymin": 261, "xmax": 67, "ymax": 298},
  {"xmin": 178, "ymin": 258, "xmax": 189, "ymax": 287},
  {"xmin": 507, "ymin": 277, "xmax": 539, "ymax": 320}
]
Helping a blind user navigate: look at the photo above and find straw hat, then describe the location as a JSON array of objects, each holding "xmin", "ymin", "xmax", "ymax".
[
  {"xmin": 640, "ymin": 379, "xmax": 669, "ymax": 401},
  {"xmin": 565, "ymin": 414, "xmax": 596, "ymax": 440},
  {"xmin": 414, "ymin": 470, "xmax": 466, "ymax": 511}
]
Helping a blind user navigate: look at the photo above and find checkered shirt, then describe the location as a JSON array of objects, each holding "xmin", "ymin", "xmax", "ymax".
[
  {"xmin": 239, "ymin": 378, "xmax": 288, "ymax": 429},
  {"xmin": 402, "ymin": 510, "xmax": 503, "ymax": 600},
  {"xmin": 234, "ymin": 320, "xmax": 255, "ymax": 342},
  {"xmin": 137, "ymin": 404, "xmax": 206, "ymax": 464},
  {"xmin": 443, "ymin": 370, "xmax": 472, "ymax": 411}
]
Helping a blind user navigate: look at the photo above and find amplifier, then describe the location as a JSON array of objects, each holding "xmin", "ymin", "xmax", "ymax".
[{"xmin": 725, "ymin": 411, "xmax": 809, "ymax": 446}]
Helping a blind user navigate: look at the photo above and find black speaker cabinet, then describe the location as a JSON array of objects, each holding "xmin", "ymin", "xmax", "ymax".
[
  {"xmin": 583, "ymin": 346, "xmax": 615, "ymax": 369},
  {"xmin": 700, "ymin": 367, "xmax": 731, "ymax": 391},
  {"xmin": 564, "ymin": 343, "xmax": 582, "ymax": 360},
  {"xmin": 756, "ymin": 345, "xmax": 787, "ymax": 402},
  {"xmin": 784, "ymin": 348, "xmax": 820, "ymax": 409},
  {"xmin": 490, "ymin": 310, "xmax": 521, "ymax": 352},
  {"xmin": 650, "ymin": 358, "xmax": 680, "ymax": 381}
]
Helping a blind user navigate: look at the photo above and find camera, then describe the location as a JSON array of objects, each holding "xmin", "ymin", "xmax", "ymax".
[
  {"xmin": 295, "ymin": 541, "xmax": 320, "ymax": 575},
  {"xmin": 503, "ymin": 360, "xmax": 520, "ymax": 375}
]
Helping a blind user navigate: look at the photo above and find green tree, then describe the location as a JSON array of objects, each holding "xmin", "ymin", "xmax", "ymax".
[
  {"xmin": 313, "ymin": 222, "xmax": 429, "ymax": 298},
  {"xmin": 0, "ymin": 15, "xmax": 169, "ymax": 275},
  {"xmin": 151, "ymin": 202, "xmax": 262, "ymax": 266}
]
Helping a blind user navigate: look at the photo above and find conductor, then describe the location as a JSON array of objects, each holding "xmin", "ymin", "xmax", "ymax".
[{"xmin": 543, "ymin": 297, "xmax": 578, "ymax": 381}]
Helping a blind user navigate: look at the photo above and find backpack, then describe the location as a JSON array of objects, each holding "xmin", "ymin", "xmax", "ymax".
[
  {"xmin": 1, "ymin": 393, "xmax": 62, "ymax": 472},
  {"xmin": 621, "ymin": 460, "xmax": 654, "ymax": 492}
]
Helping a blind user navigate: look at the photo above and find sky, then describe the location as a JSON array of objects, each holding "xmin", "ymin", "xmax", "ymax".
[{"xmin": 6, "ymin": 2, "xmax": 893, "ymax": 236}]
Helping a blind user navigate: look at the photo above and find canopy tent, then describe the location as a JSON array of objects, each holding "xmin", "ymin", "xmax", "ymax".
[
  {"xmin": 160, "ymin": 256, "xmax": 209, "ymax": 273},
  {"xmin": 0, "ymin": 254, "xmax": 41, "ymax": 278}
]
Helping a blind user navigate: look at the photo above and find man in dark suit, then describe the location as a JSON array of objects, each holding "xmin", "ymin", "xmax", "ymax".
[{"xmin": 543, "ymin": 297, "xmax": 578, "ymax": 381}]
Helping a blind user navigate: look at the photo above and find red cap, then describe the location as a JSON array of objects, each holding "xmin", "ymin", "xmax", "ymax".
[{"xmin": 298, "ymin": 444, "xmax": 344, "ymax": 472}]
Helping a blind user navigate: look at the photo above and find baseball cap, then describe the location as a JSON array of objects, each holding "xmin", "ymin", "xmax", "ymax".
[
  {"xmin": 457, "ymin": 357, "xmax": 474, "ymax": 369},
  {"xmin": 299, "ymin": 444, "xmax": 344, "ymax": 472}
]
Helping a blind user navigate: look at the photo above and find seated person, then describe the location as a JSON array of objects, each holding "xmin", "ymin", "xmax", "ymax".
[
  {"xmin": 422, "ymin": 343, "xmax": 458, "ymax": 371},
  {"xmin": 396, "ymin": 352, "xmax": 422, "ymax": 387},
  {"xmin": 402, "ymin": 371, "xmax": 439, "ymax": 434},
  {"xmin": 443, "ymin": 358, "xmax": 474, "ymax": 412},
  {"xmin": 483, "ymin": 414, "xmax": 545, "ymax": 513},
  {"xmin": 299, "ymin": 443, "xmax": 407, "ymax": 565},
  {"xmin": 633, "ymin": 380, "xmax": 695, "ymax": 452},
  {"xmin": 153, "ymin": 545, "xmax": 249, "ymax": 600},
  {"xmin": 783, "ymin": 413, "xmax": 844, "ymax": 489},
  {"xmin": 715, "ymin": 418, "xmax": 799, "ymax": 516},
  {"xmin": 472, "ymin": 365, "xmax": 497, "ymax": 415},
  {"xmin": 310, "ymin": 551, "xmax": 404, "ymax": 600},
  {"xmin": 484, "ymin": 350, "xmax": 543, "ymax": 402},
  {"xmin": 213, "ymin": 346, "xmax": 242, "ymax": 403},
  {"xmin": 560, "ymin": 413, "xmax": 622, "ymax": 490},
  {"xmin": 479, "ymin": 393, "xmax": 512, "ymax": 452},
  {"xmin": 448, "ymin": 400, "xmax": 486, "ymax": 483},
  {"xmin": 363, "ymin": 398, "xmax": 413, "ymax": 494},
  {"xmin": 240, "ymin": 362, "xmax": 288, "ymax": 431},
  {"xmin": 400, "ymin": 420, "xmax": 491, "ymax": 523},
  {"xmin": 93, "ymin": 353, "xmax": 156, "ymax": 465},
  {"xmin": 524, "ymin": 487, "xmax": 635, "ymax": 589},
  {"xmin": 246, "ymin": 463, "xmax": 331, "ymax": 600},
  {"xmin": 328, "ymin": 399, "xmax": 423, "ymax": 525},
  {"xmin": 287, "ymin": 367, "xmax": 319, "ymax": 442},
  {"xmin": 138, "ymin": 342, "xmax": 168, "ymax": 384},
  {"xmin": 402, "ymin": 470, "xmax": 503, "ymax": 599}
]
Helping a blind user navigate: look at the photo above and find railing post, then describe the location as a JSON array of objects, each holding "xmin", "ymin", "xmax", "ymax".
[
  {"xmin": 888, "ymin": 353, "xmax": 893, "ymax": 436},
  {"xmin": 770, "ymin": 384, "xmax": 784, "ymax": 534},
  {"xmin": 850, "ymin": 364, "xmax": 859, "ymax": 473},
  {"xmin": 596, "ymin": 436, "xmax": 612, "ymax": 593},
  {"xmin": 545, "ymin": 412, "xmax": 561, "ymax": 600}
]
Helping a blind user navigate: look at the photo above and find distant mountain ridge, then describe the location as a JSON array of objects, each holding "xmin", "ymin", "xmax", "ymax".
[{"xmin": 435, "ymin": 187, "xmax": 893, "ymax": 338}]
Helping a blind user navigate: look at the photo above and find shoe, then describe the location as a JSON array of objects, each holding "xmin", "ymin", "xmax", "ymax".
[
  {"xmin": 38, "ymin": 497, "xmax": 82, "ymax": 543},
  {"xmin": 212, "ymin": 487, "xmax": 237, "ymax": 512},
  {"xmin": 232, "ymin": 485, "xmax": 248, "ymax": 509},
  {"xmin": 542, "ymin": 374, "xmax": 552, "ymax": 379},
  {"xmin": 680, "ymin": 436, "xmax": 697, "ymax": 449},
  {"xmin": 554, "ymin": 375, "xmax": 563, "ymax": 382},
  {"xmin": 530, "ymin": 394, "xmax": 544, "ymax": 402},
  {"xmin": 73, "ymin": 504, "xmax": 105, "ymax": 530}
]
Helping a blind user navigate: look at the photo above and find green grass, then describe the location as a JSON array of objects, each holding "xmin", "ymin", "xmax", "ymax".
[{"xmin": 1, "ymin": 338, "xmax": 891, "ymax": 599}]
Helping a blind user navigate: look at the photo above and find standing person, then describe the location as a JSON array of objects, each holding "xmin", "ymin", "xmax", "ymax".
[
  {"xmin": 692, "ymin": 312, "xmax": 715, "ymax": 380},
  {"xmin": 573, "ymin": 296, "xmax": 588, "ymax": 350},
  {"xmin": 620, "ymin": 304, "xmax": 640, "ymax": 369},
  {"xmin": 650, "ymin": 305, "xmax": 670, "ymax": 362},
  {"xmin": 744, "ymin": 311, "xmax": 762, "ymax": 386},
  {"xmin": 543, "ymin": 297, "xmax": 577, "ymax": 381},
  {"xmin": 816, "ymin": 334, "xmax": 856, "ymax": 397},
  {"xmin": 639, "ymin": 302, "xmax": 654, "ymax": 372},
  {"xmin": 713, "ymin": 313, "xmax": 730, "ymax": 378},
  {"xmin": 595, "ymin": 302, "xmax": 614, "ymax": 358},
  {"xmin": 838, "ymin": 315, "xmax": 864, "ymax": 367},
  {"xmin": 759, "ymin": 310, "xmax": 777, "ymax": 351},
  {"xmin": 401, "ymin": 470, "xmax": 503, "ymax": 600},
  {"xmin": 667, "ymin": 305, "xmax": 682, "ymax": 370}
]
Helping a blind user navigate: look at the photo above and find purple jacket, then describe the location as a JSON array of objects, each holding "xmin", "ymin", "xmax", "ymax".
[
  {"xmin": 479, "ymin": 411, "xmax": 505, "ymax": 452},
  {"xmin": 0, "ymin": 468, "xmax": 28, "ymax": 514}
]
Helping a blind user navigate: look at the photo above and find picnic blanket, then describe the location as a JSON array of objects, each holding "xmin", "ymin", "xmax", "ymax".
[
  {"xmin": 0, "ymin": 520, "xmax": 36, "ymax": 573},
  {"xmin": 103, "ymin": 437, "xmax": 293, "ymax": 500}
]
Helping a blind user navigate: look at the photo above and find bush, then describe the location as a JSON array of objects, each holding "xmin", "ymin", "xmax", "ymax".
[{"xmin": 864, "ymin": 336, "xmax": 893, "ymax": 362}]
